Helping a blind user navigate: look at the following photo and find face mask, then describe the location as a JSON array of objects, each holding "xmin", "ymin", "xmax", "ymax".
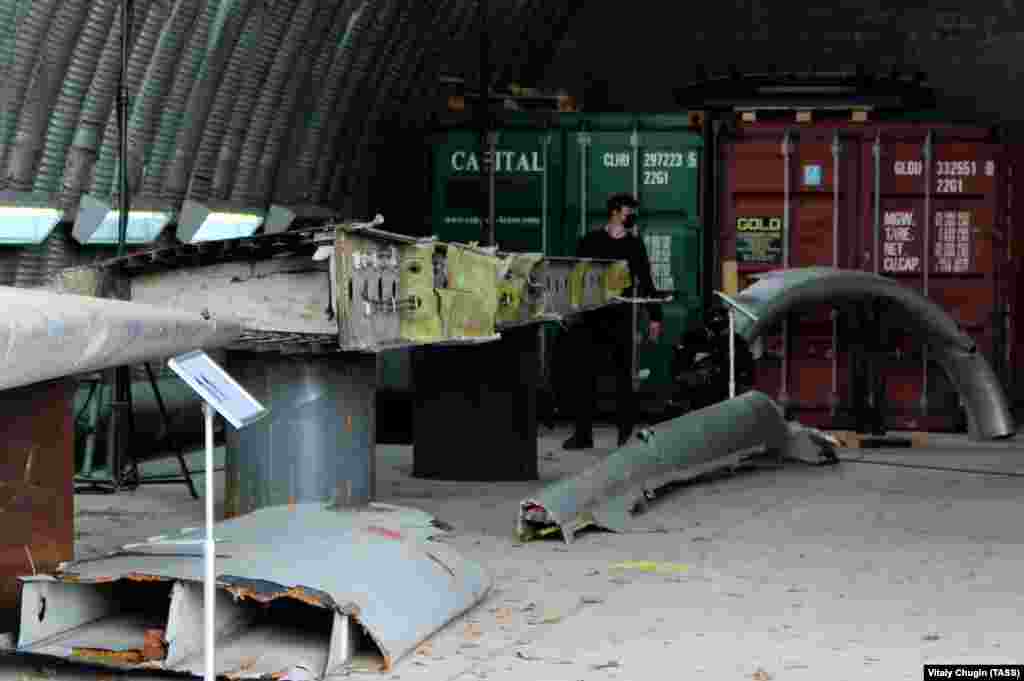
[{"xmin": 623, "ymin": 214, "xmax": 636, "ymax": 230}]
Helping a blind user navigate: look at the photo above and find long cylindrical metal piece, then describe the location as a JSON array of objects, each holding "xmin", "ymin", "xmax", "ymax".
[
  {"xmin": 872, "ymin": 133, "xmax": 881, "ymax": 274},
  {"xmin": 0, "ymin": 286, "xmax": 243, "ymax": 392},
  {"xmin": 224, "ymin": 352, "xmax": 377, "ymax": 517}
]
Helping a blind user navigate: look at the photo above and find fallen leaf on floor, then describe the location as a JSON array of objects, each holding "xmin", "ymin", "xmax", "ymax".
[
  {"xmin": 591, "ymin": 661, "xmax": 621, "ymax": 670},
  {"xmin": 494, "ymin": 607, "xmax": 513, "ymax": 624},
  {"xmin": 610, "ymin": 560, "xmax": 689, "ymax": 574},
  {"xmin": 581, "ymin": 595, "xmax": 604, "ymax": 605},
  {"xmin": 585, "ymin": 569, "xmax": 600, "ymax": 576},
  {"xmin": 540, "ymin": 611, "xmax": 563, "ymax": 624},
  {"xmin": 464, "ymin": 623, "xmax": 483, "ymax": 640},
  {"xmin": 415, "ymin": 641, "xmax": 433, "ymax": 656},
  {"xmin": 751, "ymin": 669, "xmax": 773, "ymax": 680}
]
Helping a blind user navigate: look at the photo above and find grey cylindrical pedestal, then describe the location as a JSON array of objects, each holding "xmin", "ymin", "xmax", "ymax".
[{"xmin": 224, "ymin": 352, "xmax": 377, "ymax": 517}]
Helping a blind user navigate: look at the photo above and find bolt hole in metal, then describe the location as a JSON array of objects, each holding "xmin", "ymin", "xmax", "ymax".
[
  {"xmin": 38, "ymin": 596, "xmax": 46, "ymax": 622},
  {"xmin": 348, "ymin": 280, "xmax": 353, "ymax": 303}
]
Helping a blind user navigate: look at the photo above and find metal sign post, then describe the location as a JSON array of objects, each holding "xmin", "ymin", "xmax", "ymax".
[
  {"xmin": 167, "ymin": 350, "xmax": 268, "ymax": 681},
  {"xmin": 713, "ymin": 290, "xmax": 760, "ymax": 400},
  {"xmin": 729, "ymin": 305, "xmax": 736, "ymax": 399}
]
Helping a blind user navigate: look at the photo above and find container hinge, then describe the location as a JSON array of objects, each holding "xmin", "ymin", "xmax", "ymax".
[{"xmin": 577, "ymin": 132, "xmax": 591, "ymax": 147}]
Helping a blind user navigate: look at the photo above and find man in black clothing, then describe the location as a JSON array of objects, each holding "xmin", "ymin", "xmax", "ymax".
[{"xmin": 562, "ymin": 193, "xmax": 663, "ymax": 450}]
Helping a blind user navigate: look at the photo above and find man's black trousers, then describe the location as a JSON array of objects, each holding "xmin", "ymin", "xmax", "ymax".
[{"xmin": 565, "ymin": 316, "xmax": 635, "ymax": 439}]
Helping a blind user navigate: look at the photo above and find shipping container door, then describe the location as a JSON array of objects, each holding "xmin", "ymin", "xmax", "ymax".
[
  {"xmin": 869, "ymin": 134, "xmax": 1001, "ymax": 430},
  {"xmin": 431, "ymin": 128, "xmax": 563, "ymax": 254},
  {"xmin": 564, "ymin": 122, "xmax": 704, "ymax": 407},
  {"xmin": 726, "ymin": 129, "xmax": 861, "ymax": 424}
]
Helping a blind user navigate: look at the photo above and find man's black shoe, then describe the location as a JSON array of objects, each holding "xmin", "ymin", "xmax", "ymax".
[{"xmin": 562, "ymin": 434, "xmax": 594, "ymax": 450}]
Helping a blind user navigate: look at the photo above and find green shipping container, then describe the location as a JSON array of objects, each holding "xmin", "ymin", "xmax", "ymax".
[{"xmin": 428, "ymin": 113, "xmax": 705, "ymax": 414}]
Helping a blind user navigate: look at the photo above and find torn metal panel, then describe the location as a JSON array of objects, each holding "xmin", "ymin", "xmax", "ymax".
[
  {"xmin": 517, "ymin": 391, "xmax": 794, "ymax": 544},
  {"xmin": 0, "ymin": 286, "xmax": 243, "ymax": 392},
  {"xmin": 16, "ymin": 503, "xmax": 491, "ymax": 677}
]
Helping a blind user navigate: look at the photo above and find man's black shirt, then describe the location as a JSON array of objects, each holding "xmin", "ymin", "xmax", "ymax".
[{"xmin": 576, "ymin": 228, "xmax": 663, "ymax": 324}]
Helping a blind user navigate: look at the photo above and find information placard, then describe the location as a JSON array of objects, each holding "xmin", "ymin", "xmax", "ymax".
[{"xmin": 167, "ymin": 350, "xmax": 267, "ymax": 429}]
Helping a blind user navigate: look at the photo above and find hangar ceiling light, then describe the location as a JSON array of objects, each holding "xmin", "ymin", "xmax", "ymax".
[
  {"xmin": 177, "ymin": 199, "xmax": 266, "ymax": 243},
  {"xmin": 0, "ymin": 192, "xmax": 64, "ymax": 245},
  {"xmin": 73, "ymin": 194, "xmax": 172, "ymax": 245}
]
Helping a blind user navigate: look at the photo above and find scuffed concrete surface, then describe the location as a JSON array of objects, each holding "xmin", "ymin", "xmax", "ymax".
[{"xmin": 4, "ymin": 426, "xmax": 1023, "ymax": 680}]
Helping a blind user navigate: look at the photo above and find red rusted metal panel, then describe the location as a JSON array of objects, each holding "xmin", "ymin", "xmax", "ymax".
[
  {"xmin": 0, "ymin": 379, "xmax": 76, "ymax": 632},
  {"xmin": 722, "ymin": 120, "xmax": 1007, "ymax": 432}
]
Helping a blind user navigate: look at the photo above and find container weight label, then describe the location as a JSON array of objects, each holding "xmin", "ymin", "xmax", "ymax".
[{"xmin": 644, "ymin": 234, "xmax": 674, "ymax": 291}]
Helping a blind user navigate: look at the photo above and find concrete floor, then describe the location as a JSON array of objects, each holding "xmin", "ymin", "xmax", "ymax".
[{"xmin": 4, "ymin": 425, "xmax": 1024, "ymax": 680}]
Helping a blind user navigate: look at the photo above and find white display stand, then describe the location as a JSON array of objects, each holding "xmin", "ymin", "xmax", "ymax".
[
  {"xmin": 713, "ymin": 291, "xmax": 760, "ymax": 399},
  {"xmin": 167, "ymin": 350, "xmax": 268, "ymax": 681}
]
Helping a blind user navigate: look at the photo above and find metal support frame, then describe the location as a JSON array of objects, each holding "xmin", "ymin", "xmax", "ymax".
[
  {"xmin": 780, "ymin": 131, "xmax": 793, "ymax": 407},
  {"xmin": 921, "ymin": 129, "xmax": 933, "ymax": 415}
]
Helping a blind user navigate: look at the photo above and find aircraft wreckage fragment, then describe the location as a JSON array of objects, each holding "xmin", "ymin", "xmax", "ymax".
[
  {"xmin": 14, "ymin": 503, "xmax": 490, "ymax": 678},
  {"xmin": 518, "ymin": 391, "xmax": 839, "ymax": 544}
]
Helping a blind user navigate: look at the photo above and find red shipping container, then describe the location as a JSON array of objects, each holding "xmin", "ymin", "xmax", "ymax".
[{"xmin": 720, "ymin": 121, "xmax": 1009, "ymax": 433}]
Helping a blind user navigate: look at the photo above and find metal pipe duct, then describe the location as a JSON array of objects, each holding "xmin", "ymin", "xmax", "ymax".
[
  {"xmin": 210, "ymin": 0, "xmax": 297, "ymax": 201},
  {"xmin": 0, "ymin": 285, "xmax": 243, "ymax": 392},
  {"xmin": 727, "ymin": 268, "xmax": 1015, "ymax": 440}
]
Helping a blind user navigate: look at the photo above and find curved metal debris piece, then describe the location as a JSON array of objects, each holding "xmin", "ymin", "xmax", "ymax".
[
  {"xmin": 16, "ymin": 503, "xmax": 491, "ymax": 677},
  {"xmin": 723, "ymin": 267, "xmax": 1014, "ymax": 440},
  {"xmin": 518, "ymin": 391, "xmax": 797, "ymax": 544}
]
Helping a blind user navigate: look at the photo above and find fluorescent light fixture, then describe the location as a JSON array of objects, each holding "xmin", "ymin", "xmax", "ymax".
[
  {"xmin": 0, "ymin": 206, "xmax": 64, "ymax": 245},
  {"xmin": 263, "ymin": 204, "xmax": 337, "ymax": 234},
  {"xmin": 85, "ymin": 210, "xmax": 172, "ymax": 244},
  {"xmin": 177, "ymin": 199, "xmax": 266, "ymax": 243},
  {"xmin": 263, "ymin": 204, "xmax": 297, "ymax": 234},
  {"xmin": 0, "ymin": 191, "xmax": 65, "ymax": 245},
  {"xmin": 73, "ymin": 193, "xmax": 173, "ymax": 245}
]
